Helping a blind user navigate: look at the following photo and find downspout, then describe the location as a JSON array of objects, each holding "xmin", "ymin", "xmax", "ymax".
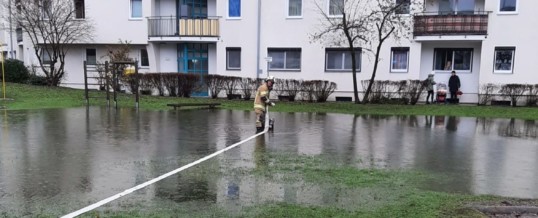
[
  {"xmin": 255, "ymin": 0, "xmax": 261, "ymax": 81},
  {"xmin": 9, "ymin": 0, "xmax": 14, "ymax": 59}
]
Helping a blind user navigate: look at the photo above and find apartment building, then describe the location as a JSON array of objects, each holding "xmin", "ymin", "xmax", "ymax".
[{"xmin": 1, "ymin": 0, "xmax": 535, "ymax": 103}]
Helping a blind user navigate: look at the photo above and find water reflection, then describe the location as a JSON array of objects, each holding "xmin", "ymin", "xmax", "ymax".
[{"xmin": 0, "ymin": 108, "xmax": 538, "ymax": 216}]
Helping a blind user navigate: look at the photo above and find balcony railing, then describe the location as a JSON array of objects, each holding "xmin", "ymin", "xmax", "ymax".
[
  {"xmin": 413, "ymin": 11, "xmax": 489, "ymax": 37},
  {"xmin": 148, "ymin": 16, "xmax": 220, "ymax": 38}
]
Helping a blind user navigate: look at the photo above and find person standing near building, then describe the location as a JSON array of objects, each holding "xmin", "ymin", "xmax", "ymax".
[
  {"xmin": 448, "ymin": 70, "xmax": 461, "ymax": 103},
  {"xmin": 425, "ymin": 72, "xmax": 436, "ymax": 104},
  {"xmin": 254, "ymin": 76, "xmax": 275, "ymax": 133}
]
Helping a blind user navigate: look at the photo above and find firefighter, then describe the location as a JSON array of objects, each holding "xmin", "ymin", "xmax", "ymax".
[{"xmin": 254, "ymin": 76, "xmax": 275, "ymax": 133}]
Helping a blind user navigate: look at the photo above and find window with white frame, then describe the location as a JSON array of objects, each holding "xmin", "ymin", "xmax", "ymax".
[
  {"xmin": 288, "ymin": 0, "xmax": 302, "ymax": 17},
  {"xmin": 140, "ymin": 49, "xmax": 149, "ymax": 67},
  {"xmin": 395, "ymin": 0, "xmax": 410, "ymax": 15},
  {"xmin": 434, "ymin": 48, "xmax": 473, "ymax": 72},
  {"xmin": 494, "ymin": 47, "xmax": 515, "ymax": 73},
  {"xmin": 391, "ymin": 47, "xmax": 409, "ymax": 73},
  {"xmin": 41, "ymin": 50, "xmax": 52, "ymax": 65},
  {"xmin": 228, "ymin": 0, "xmax": 241, "ymax": 18},
  {"xmin": 130, "ymin": 0, "xmax": 142, "ymax": 19},
  {"xmin": 325, "ymin": 48, "xmax": 361, "ymax": 72},
  {"xmin": 268, "ymin": 48, "xmax": 301, "ymax": 71},
  {"xmin": 86, "ymin": 48, "xmax": 96, "ymax": 65},
  {"xmin": 40, "ymin": 0, "xmax": 52, "ymax": 19},
  {"xmin": 74, "ymin": 0, "xmax": 85, "ymax": 19},
  {"xmin": 226, "ymin": 47, "xmax": 241, "ymax": 70},
  {"xmin": 499, "ymin": 0, "xmax": 517, "ymax": 13},
  {"xmin": 328, "ymin": 0, "xmax": 344, "ymax": 17}
]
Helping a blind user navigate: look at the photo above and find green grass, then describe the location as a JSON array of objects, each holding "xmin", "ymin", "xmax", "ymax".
[
  {"xmin": 77, "ymin": 154, "xmax": 503, "ymax": 217},
  {"xmin": 1, "ymin": 83, "xmax": 538, "ymax": 119}
]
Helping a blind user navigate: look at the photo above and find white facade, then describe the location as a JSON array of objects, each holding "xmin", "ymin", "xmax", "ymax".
[{"xmin": 2, "ymin": 0, "xmax": 537, "ymax": 103}]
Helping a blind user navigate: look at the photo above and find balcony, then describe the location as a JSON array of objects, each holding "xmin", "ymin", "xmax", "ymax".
[
  {"xmin": 148, "ymin": 16, "xmax": 219, "ymax": 41},
  {"xmin": 413, "ymin": 12, "xmax": 489, "ymax": 38}
]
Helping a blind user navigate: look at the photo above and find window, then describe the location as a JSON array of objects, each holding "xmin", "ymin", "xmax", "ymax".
[
  {"xmin": 438, "ymin": 0, "xmax": 475, "ymax": 15},
  {"xmin": 140, "ymin": 49, "xmax": 149, "ymax": 67},
  {"xmin": 86, "ymin": 49, "xmax": 96, "ymax": 65},
  {"xmin": 494, "ymin": 47, "xmax": 515, "ymax": 73},
  {"xmin": 15, "ymin": 0, "xmax": 21, "ymax": 13},
  {"xmin": 74, "ymin": 0, "xmax": 85, "ymax": 19},
  {"xmin": 391, "ymin": 47, "xmax": 409, "ymax": 73},
  {"xmin": 288, "ymin": 0, "xmax": 302, "ymax": 17},
  {"xmin": 268, "ymin": 48, "xmax": 301, "ymax": 71},
  {"xmin": 226, "ymin": 47, "xmax": 241, "ymax": 70},
  {"xmin": 499, "ymin": 0, "xmax": 517, "ymax": 13},
  {"xmin": 328, "ymin": 0, "xmax": 343, "ymax": 17},
  {"xmin": 42, "ymin": 50, "xmax": 52, "ymax": 65},
  {"xmin": 395, "ymin": 0, "xmax": 410, "ymax": 15},
  {"xmin": 325, "ymin": 48, "xmax": 361, "ymax": 72},
  {"xmin": 130, "ymin": 0, "xmax": 142, "ymax": 19},
  {"xmin": 434, "ymin": 48, "xmax": 473, "ymax": 72},
  {"xmin": 40, "ymin": 0, "xmax": 52, "ymax": 19},
  {"xmin": 228, "ymin": 0, "xmax": 241, "ymax": 18}
]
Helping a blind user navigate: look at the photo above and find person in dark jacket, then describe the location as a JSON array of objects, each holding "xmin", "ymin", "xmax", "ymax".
[
  {"xmin": 425, "ymin": 72, "xmax": 436, "ymax": 104},
  {"xmin": 448, "ymin": 70, "xmax": 461, "ymax": 102}
]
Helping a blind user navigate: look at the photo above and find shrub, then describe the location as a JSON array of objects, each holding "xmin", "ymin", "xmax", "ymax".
[
  {"xmin": 238, "ymin": 77, "xmax": 256, "ymax": 100},
  {"xmin": 478, "ymin": 83, "xmax": 499, "ymax": 106},
  {"xmin": 0, "ymin": 59, "xmax": 30, "ymax": 83},
  {"xmin": 223, "ymin": 76, "xmax": 241, "ymax": 100},
  {"xmin": 177, "ymin": 73, "xmax": 200, "ymax": 98},
  {"xmin": 282, "ymin": 79, "xmax": 302, "ymax": 101},
  {"xmin": 204, "ymin": 74, "xmax": 225, "ymax": 99},
  {"xmin": 525, "ymin": 84, "xmax": 538, "ymax": 107},
  {"xmin": 301, "ymin": 80, "xmax": 316, "ymax": 102},
  {"xmin": 312, "ymin": 80, "xmax": 337, "ymax": 102},
  {"xmin": 500, "ymin": 84, "xmax": 526, "ymax": 107},
  {"xmin": 161, "ymin": 73, "xmax": 178, "ymax": 96},
  {"xmin": 139, "ymin": 73, "xmax": 153, "ymax": 95},
  {"xmin": 401, "ymin": 80, "xmax": 426, "ymax": 105},
  {"xmin": 27, "ymin": 74, "xmax": 48, "ymax": 86},
  {"xmin": 146, "ymin": 73, "xmax": 164, "ymax": 96}
]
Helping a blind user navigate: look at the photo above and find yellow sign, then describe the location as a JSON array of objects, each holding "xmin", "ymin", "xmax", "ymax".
[{"xmin": 123, "ymin": 65, "xmax": 135, "ymax": 76}]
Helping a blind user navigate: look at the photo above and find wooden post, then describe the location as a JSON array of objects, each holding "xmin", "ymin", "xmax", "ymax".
[
  {"xmin": 113, "ymin": 64, "xmax": 117, "ymax": 108},
  {"xmin": 105, "ymin": 61, "xmax": 110, "ymax": 107},
  {"xmin": 135, "ymin": 61, "xmax": 139, "ymax": 109},
  {"xmin": 83, "ymin": 61, "xmax": 89, "ymax": 105}
]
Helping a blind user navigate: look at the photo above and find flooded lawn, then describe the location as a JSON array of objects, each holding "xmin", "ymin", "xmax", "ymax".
[{"xmin": 0, "ymin": 107, "xmax": 537, "ymax": 217}]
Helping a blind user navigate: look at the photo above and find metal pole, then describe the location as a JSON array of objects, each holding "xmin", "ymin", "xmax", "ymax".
[
  {"xmin": 255, "ymin": 0, "xmax": 262, "ymax": 84},
  {"xmin": 1, "ymin": 43, "xmax": 6, "ymax": 99},
  {"xmin": 8, "ymin": 0, "xmax": 14, "ymax": 59}
]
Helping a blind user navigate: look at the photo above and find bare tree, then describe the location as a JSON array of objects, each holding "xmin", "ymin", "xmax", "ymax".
[
  {"xmin": 311, "ymin": 0, "xmax": 368, "ymax": 104},
  {"xmin": 312, "ymin": 0, "xmax": 417, "ymax": 104},
  {"xmin": 6, "ymin": 0, "xmax": 94, "ymax": 86}
]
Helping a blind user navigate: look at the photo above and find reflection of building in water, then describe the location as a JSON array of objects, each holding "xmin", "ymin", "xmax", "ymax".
[{"xmin": 472, "ymin": 118, "xmax": 538, "ymax": 198}]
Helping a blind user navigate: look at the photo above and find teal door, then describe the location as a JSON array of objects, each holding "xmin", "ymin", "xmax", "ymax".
[{"xmin": 178, "ymin": 43, "xmax": 208, "ymax": 96}]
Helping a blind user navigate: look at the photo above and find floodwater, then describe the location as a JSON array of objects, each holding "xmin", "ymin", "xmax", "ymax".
[{"xmin": 0, "ymin": 107, "xmax": 537, "ymax": 216}]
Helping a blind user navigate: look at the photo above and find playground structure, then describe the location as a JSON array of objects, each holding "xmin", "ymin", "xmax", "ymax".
[{"xmin": 83, "ymin": 61, "xmax": 140, "ymax": 108}]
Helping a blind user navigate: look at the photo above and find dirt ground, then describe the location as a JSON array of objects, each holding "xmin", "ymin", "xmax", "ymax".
[{"xmin": 472, "ymin": 200, "xmax": 538, "ymax": 217}]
